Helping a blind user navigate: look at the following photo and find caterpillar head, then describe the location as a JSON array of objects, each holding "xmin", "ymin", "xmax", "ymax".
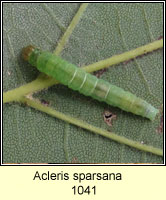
[
  {"xmin": 22, "ymin": 45, "xmax": 41, "ymax": 66},
  {"xmin": 22, "ymin": 45, "xmax": 36, "ymax": 61}
]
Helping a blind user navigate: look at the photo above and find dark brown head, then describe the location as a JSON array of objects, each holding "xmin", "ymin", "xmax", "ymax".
[{"xmin": 22, "ymin": 45, "xmax": 36, "ymax": 61}]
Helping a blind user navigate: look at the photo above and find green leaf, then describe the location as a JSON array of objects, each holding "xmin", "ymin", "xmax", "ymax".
[{"xmin": 3, "ymin": 3, "xmax": 163, "ymax": 163}]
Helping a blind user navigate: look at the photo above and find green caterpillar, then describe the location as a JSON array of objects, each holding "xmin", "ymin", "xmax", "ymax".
[{"xmin": 22, "ymin": 45, "xmax": 159, "ymax": 121}]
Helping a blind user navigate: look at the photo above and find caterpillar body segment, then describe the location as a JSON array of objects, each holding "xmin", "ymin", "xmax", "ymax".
[{"xmin": 22, "ymin": 45, "xmax": 159, "ymax": 120}]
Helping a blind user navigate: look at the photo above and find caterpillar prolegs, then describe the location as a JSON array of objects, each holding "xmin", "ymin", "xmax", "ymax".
[{"xmin": 22, "ymin": 45, "xmax": 159, "ymax": 120}]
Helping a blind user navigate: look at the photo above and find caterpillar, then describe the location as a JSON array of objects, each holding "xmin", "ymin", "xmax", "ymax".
[{"xmin": 22, "ymin": 45, "xmax": 159, "ymax": 121}]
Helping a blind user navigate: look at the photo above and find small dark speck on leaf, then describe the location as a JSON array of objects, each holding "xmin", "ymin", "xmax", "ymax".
[
  {"xmin": 123, "ymin": 58, "xmax": 136, "ymax": 65},
  {"xmin": 157, "ymin": 36, "xmax": 163, "ymax": 40},
  {"xmin": 103, "ymin": 110, "xmax": 117, "ymax": 127},
  {"xmin": 41, "ymin": 99, "xmax": 50, "ymax": 106},
  {"xmin": 93, "ymin": 68, "xmax": 108, "ymax": 78},
  {"xmin": 71, "ymin": 157, "xmax": 79, "ymax": 163}
]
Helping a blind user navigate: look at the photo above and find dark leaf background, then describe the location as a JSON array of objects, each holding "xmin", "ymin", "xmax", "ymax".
[{"xmin": 3, "ymin": 3, "xmax": 163, "ymax": 163}]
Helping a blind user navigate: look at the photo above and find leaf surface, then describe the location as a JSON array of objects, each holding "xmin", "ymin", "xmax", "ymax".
[{"xmin": 3, "ymin": 3, "xmax": 163, "ymax": 163}]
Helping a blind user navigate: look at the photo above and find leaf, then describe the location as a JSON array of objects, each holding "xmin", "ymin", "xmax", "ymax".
[{"xmin": 3, "ymin": 3, "xmax": 163, "ymax": 163}]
